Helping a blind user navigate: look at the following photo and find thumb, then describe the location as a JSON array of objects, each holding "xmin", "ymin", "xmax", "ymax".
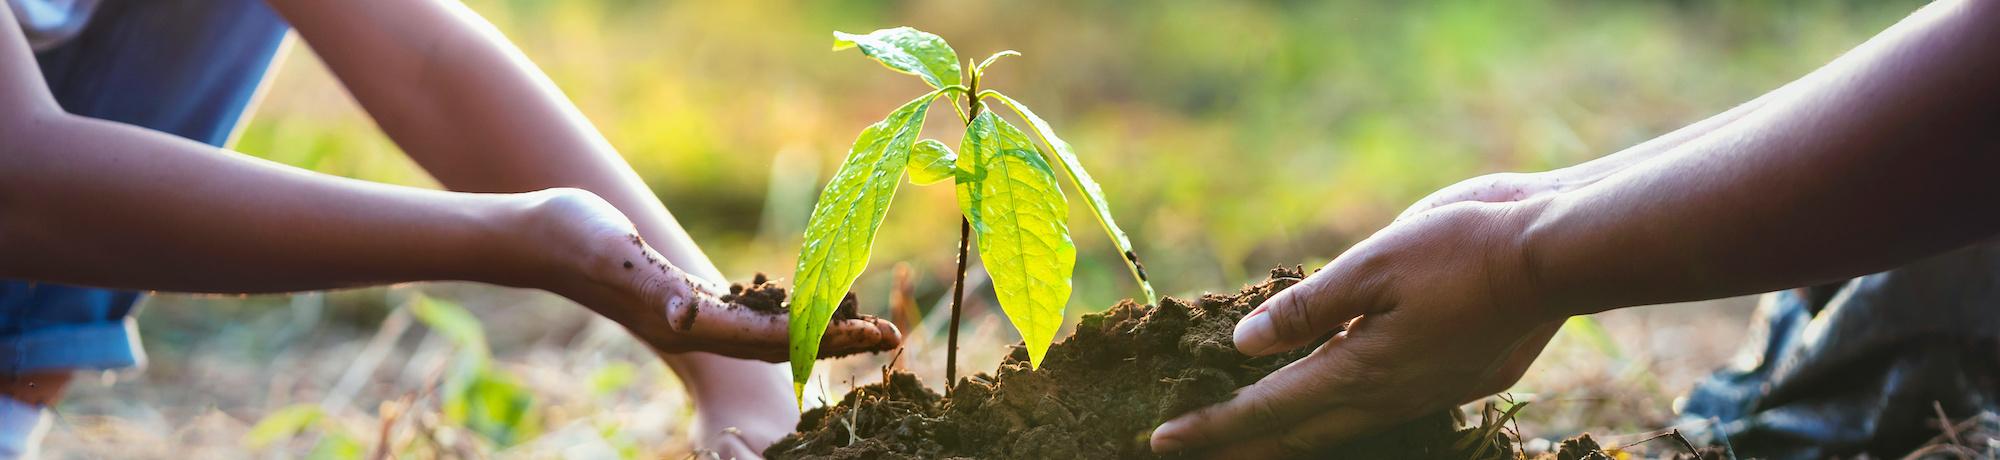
[{"xmin": 1233, "ymin": 257, "xmax": 1383, "ymax": 356}]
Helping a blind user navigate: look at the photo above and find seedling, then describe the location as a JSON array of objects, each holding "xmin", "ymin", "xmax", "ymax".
[{"xmin": 788, "ymin": 27, "xmax": 1155, "ymax": 396}]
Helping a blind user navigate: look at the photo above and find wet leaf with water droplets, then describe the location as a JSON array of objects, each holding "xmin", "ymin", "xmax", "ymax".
[{"xmin": 789, "ymin": 89, "xmax": 940, "ymax": 393}]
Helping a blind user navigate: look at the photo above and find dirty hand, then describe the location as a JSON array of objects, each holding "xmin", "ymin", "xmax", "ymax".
[
  {"xmin": 516, "ymin": 188, "xmax": 901, "ymax": 362},
  {"xmin": 1150, "ymin": 196, "xmax": 1564, "ymax": 458}
]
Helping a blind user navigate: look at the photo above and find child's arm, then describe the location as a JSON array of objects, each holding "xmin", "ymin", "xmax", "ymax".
[
  {"xmin": 261, "ymin": 0, "xmax": 721, "ymax": 283},
  {"xmin": 0, "ymin": 6, "xmax": 529, "ymax": 293},
  {"xmin": 259, "ymin": 1, "xmax": 878, "ymax": 454},
  {"xmin": 0, "ymin": 6, "xmax": 892, "ymax": 363}
]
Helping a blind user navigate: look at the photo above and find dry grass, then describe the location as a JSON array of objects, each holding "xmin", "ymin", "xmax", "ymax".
[{"xmin": 41, "ymin": 281, "xmax": 1757, "ymax": 459}]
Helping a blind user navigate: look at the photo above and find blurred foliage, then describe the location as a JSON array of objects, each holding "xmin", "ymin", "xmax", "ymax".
[
  {"xmin": 64, "ymin": 2, "xmax": 1928, "ymax": 457},
  {"xmin": 414, "ymin": 296, "xmax": 543, "ymax": 448},
  {"xmin": 244, "ymin": 295, "xmax": 545, "ymax": 456},
  {"xmin": 243, "ymin": 404, "xmax": 329, "ymax": 450},
  {"xmin": 232, "ymin": 0, "xmax": 1921, "ymax": 340},
  {"xmin": 243, "ymin": 404, "xmax": 368, "ymax": 459}
]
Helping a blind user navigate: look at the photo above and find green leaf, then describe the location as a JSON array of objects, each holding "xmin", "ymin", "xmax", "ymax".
[
  {"xmin": 790, "ymin": 89, "xmax": 942, "ymax": 393},
  {"xmin": 985, "ymin": 92, "xmax": 1156, "ymax": 304},
  {"xmin": 244, "ymin": 404, "xmax": 326, "ymax": 450},
  {"xmin": 957, "ymin": 112, "xmax": 1075, "ymax": 368},
  {"xmin": 410, "ymin": 294, "xmax": 488, "ymax": 356},
  {"xmin": 306, "ymin": 432, "xmax": 365, "ymax": 460},
  {"xmin": 410, "ymin": 295, "xmax": 492, "ymax": 395},
  {"xmin": 973, "ymin": 50, "xmax": 1021, "ymax": 75},
  {"xmin": 907, "ymin": 139, "xmax": 957, "ymax": 185},
  {"xmin": 1562, "ymin": 316, "xmax": 1623, "ymax": 361},
  {"xmin": 587, "ymin": 362, "xmax": 638, "ymax": 397},
  {"xmin": 445, "ymin": 369, "xmax": 542, "ymax": 447},
  {"xmin": 833, "ymin": 27, "xmax": 961, "ymax": 89}
]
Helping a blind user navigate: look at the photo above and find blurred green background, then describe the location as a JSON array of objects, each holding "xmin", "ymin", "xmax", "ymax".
[
  {"xmin": 233, "ymin": 0, "xmax": 1920, "ymax": 313},
  {"xmin": 53, "ymin": 1, "xmax": 1930, "ymax": 457}
]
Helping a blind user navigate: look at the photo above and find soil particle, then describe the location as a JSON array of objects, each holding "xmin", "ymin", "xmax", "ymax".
[
  {"xmin": 766, "ymin": 266, "xmax": 1514, "ymax": 459},
  {"xmin": 722, "ymin": 272, "xmax": 788, "ymax": 315},
  {"xmin": 1531, "ymin": 432, "xmax": 1726, "ymax": 459},
  {"xmin": 720, "ymin": 273, "xmax": 862, "ymax": 321},
  {"xmin": 1555, "ymin": 434, "xmax": 1614, "ymax": 460},
  {"xmin": 834, "ymin": 293, "xmax": 861, "ymax": 321},
  {"xmin": 673, "ymin": 296, "xmax": 697, "ymax": 331}
]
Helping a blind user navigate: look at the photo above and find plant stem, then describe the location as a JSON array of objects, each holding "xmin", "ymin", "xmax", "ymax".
[
  {"xmin": 946, "ymin": 60, "xmax": 984, "ymax": 393},
  {"xmin": 946, "ymin": 217, "xmax": 969, "ymax": 391}
]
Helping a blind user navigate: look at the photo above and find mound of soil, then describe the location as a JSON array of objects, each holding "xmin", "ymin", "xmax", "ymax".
[
  {"xmin": 722, "ymin": 272, "xmax": 858, "ymax": 320},
  {"xmin": 764, "ymin": 267, "xmax": 1517, "ymax": 459}
]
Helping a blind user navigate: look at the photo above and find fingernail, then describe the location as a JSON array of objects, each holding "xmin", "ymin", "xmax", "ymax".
[
  {"xmin": 1233, "ymin": 310, "xmax": 1272, "ymax": 355},
  {"xmin": 1150, "ymin": 421, "xmax": 1186, "ymax": 452},
  {"xmin": 875, "ymin": 319, "xmax": 903, "ymax": 348}
]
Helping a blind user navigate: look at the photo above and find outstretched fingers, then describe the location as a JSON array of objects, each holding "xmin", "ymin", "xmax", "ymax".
[
  {"xmin": 820, "ymin": 316, "xmax": 902, "ymax": 358},
  {"xmin": 629, "ymin": 248, "xmax": 903, "ymax": 361},
  {"xmin": 692, "ymin": 316, "xmax": 899, "ymax": 362},
  {"xmin": 672, "ymin": 299, "xmax": 903, "ymax": 362}
]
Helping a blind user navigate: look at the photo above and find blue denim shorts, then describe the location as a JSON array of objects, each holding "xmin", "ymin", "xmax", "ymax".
[{"xmin": 1, "ymin": 0, "xmax": 289, "ymax": 374}]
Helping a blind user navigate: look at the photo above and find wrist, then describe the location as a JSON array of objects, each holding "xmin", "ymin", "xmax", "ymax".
[
  {"xmin": 458, "ymin": 192, "xmax": 545, "ymax": 289},
  {"xmin": 472, "ymin": 190, "xmax": 598, "ymax": 293},
  {"xmin": 1520, "ymin": 188, "xmax": 1639, "ymax": 318},
  {"xmin": 507, "ymin": 188, "xmax": 658, "ymax": 326},
  {"xmin": 1511, "ymin": 194, "xmax": 1583, "ymax": 320}
]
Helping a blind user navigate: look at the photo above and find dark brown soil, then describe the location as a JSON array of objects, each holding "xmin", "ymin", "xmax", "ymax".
[
  {"xmin": 1554, "ymin": 434, "xmax": 1616, "ymax": 460},
  {"xmin": 1548, "ymin": 433, "xmax": 1727, "ymax": 460},
  {"xmin": 764, "ymin": 267, "xmax": 1517, "ymax": 459},
  {"xmin": 722, "ymin": 272, "xmax": 859, "ymax": 320}
]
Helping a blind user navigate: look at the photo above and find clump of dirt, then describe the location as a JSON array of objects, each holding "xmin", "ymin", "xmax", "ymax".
[
  {"xmin": 1542, "ymin": 432, "xmax": 1727, "ymax": 460},
  {"xmin": 1553, "ymin": 434, "xmax": 1616, "ymax": 460},
  {"xmin": 721, "ymin": 272, "xmax": 859, "ymax": 320},
  {"xmin": 765, "ymin": 267, "xmax": 1515, "ymax": 459}
]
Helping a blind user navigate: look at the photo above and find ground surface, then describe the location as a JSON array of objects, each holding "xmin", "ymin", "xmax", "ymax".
[
  {"xmin": 770, "ymin": 267, "xmax": 1512, "ymax": 459},
  {"xmin": 46, "ymin": 276, "xmax": 1753, "ymax": 459}
]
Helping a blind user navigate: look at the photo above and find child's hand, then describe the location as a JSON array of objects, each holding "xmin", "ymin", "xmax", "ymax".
[
  {"xmin": 516, "ymin": 188, "xmax": 902, "ymax": 361},
  {"xmin": 689, "ymin": 385, "xmax": 795, "ymax": 459},
  {"xmin": 669, "ymin": 352, "xmax": 798, "ymax": 459}
]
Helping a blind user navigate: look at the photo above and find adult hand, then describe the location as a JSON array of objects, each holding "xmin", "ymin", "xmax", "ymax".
[
  {"xmin": 517, "ymin": 188, "xmax": 902, "ymax": 362},
  {"xmin": 1395, "ymin": 171, "xmax": 1572, "ymax": 222},
  {"xmin": 1150, "ymin": 194, "xmax": 1566, "ymax": 458},
  {"xmin": 1395, "ymin": 171, "xmax": 1574, "ymax": 401}
]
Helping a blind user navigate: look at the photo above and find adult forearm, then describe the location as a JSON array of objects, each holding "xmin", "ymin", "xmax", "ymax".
[
  {"xmin": 0, "ymin": 111, "xmax": 544, "ymax": 293},
  {"xmin": 1528, "ymin": 0, "xmax": 2000, "ymax": 315},
  {"xmin": 1553, "ymin": 81, "xmax": 1783, "ymax": 185}
]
